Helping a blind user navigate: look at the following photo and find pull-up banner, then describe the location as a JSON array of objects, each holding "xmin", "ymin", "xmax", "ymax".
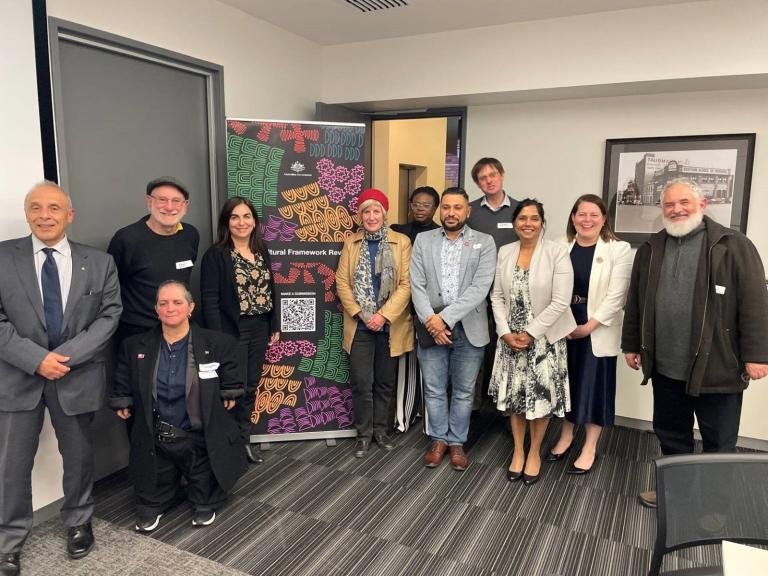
[{"xmin": 226, "ymin": 118, "xmax": 365, "ymax": 441}]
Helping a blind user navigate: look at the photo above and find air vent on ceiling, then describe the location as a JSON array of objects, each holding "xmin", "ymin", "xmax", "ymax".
[{"xmin": 344, "ymin": 0, "xmax": 408, "ymax": 13}]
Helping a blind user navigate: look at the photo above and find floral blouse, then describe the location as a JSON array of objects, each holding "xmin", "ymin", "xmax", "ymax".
[{"xmin": 231, "ymin": 249, "xmax": 273, "ymax": 316}]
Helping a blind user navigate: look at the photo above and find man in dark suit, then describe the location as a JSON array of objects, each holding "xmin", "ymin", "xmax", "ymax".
[{"xmin": 0, "ymin": 182, "xmax": 122, "ymax": 575}]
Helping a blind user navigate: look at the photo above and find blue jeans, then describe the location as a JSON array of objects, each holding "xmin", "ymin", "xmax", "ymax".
[{"xmin": 417, "ymin": 323, "xmax": 484, "ymax": 445}]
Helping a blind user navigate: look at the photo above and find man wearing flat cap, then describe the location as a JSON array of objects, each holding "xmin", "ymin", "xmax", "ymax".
[{"xmin": 108, "ymin": 177, "xmax": 200, "ymax": 345}]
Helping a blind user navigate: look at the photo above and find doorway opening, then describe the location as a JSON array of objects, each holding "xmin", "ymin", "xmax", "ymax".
[{"xmin": 371, "ymin": 109, "xmax": 465, "ymax": 226}]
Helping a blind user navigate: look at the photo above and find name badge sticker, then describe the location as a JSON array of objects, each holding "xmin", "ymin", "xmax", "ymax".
[
  {"xmin": 199, "ymin": 362, "xmax": 220, "ymax": 371},
  {"xmin": 199, "ymin": 370, "xmax": 218, "ymax": 380},
  {"xmin": 176, "ymin": 260, "xmax": 193, "ymax": 270},
  {"xmin": 715, "ymin": 285, "xmax": 726, "ymax": 295},
  {"xmin": 498, "ymin": 222, "xmax": 514, "ymax": 229},
  {"xmin": 473, "ymin": 243, "xmax": 483, "ymax": 249}
]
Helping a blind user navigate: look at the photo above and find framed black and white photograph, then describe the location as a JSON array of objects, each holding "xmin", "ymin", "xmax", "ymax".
[{"xmin": 602, "ymin": 134, "xmax": 756, "ymax": 245}]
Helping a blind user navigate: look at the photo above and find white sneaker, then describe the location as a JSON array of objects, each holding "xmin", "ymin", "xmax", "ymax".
[
  {"xmin": 191, "ymin": 510, "xmax": 215, "ymax": 527},
  {"xmin": 135, "ymin": 514, "xmax": 162, "ymax": 532}
]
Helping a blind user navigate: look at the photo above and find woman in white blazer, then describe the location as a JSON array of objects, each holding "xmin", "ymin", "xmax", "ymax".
[
  {"xmin": 489, "ymin": 199, "xmax": 576, "ymax": 486},
  {"xmin": 546, "ymin": 194, "xmax": 632, "ymax": 475}
]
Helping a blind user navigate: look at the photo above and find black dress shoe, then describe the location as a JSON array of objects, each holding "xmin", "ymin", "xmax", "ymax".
[
  {"xmin": 544, "ymin": 445, "xmax": 571, "ymax": 462},
  {"xmin": 353, "ymin": 438, "xmax": 370, "ymax": 458},
  {"xmin": 522, "ymin": 473, "xmax": 540, "ymax": 486},
  {"xmin": 373, "ymin": 433, "xmax": 394, "ymax": 451},
  {"xmin": 245, "ymin": 444, "xmax": 264, "ymax": 464},
  {"xmin": 567, "ymin": 454, "xmax": 598, "ymax": 475},
  {"xmin": 67, "ymin": 521, "xmax": 94, "ymax": 559},
  {"xmin": 0, "ymin": 553, "xmax": 20, "ymax": 576}
]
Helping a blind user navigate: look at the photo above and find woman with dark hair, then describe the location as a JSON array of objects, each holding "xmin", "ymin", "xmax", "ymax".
[
  {"xmin": 200, "ymin": 197, "xmax": 279, "ymax": 464},
  {"xmin": 391, "ymin": 186, "xmax": 440, "ymax": 244},
  {"xmin": 336, "ymin": 188, "xmax": 414, "ymax": 458},
  {"xmin": 489, "ymin": 198, "xmax": 575, "ymax": 485},
  {"xmin": 546, "ymin": 194, "xmax": 632, "ymax": 474},
  {"xmin": 111, "ymin": 280, "xmax": 245, "ymax": 531}
]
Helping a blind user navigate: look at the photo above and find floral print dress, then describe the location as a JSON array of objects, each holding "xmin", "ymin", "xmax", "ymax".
[{"xmin": 488, "ymin": 266, "xmax": 570, "ymax": 419}]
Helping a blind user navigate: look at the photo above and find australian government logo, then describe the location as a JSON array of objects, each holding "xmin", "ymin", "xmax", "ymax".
[{"xmin": 284, "ymin": 161, "xmax": 312, "ymax": 178}]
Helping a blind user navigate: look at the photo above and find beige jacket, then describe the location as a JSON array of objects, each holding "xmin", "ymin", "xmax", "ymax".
[
  {"xmin": 336, "ymin": 229, "xmax": 414, "ymax": 357},
  {"xmin": 492, "ymin": 237, "xmax": 576, "ymax": 343}
]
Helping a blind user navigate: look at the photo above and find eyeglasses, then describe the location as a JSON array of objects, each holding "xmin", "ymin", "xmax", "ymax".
[
  {"xmin": 478, "ymin": 171, "xmax": 501, "ymax": 183},
  {"xmin": 150, "ymin": 195, "xmax": 188, "ymax": 207},
  {"xmin": 411, "ymin": 201, "xmax": 435, "ymax": 209}
]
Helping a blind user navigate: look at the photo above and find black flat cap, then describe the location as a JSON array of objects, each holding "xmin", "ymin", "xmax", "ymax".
[{"xmin": 146, "ymin": 176, "xmax": 189, "ymax": 199}]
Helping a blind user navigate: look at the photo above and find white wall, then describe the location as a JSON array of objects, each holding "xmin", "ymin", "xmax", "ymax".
[
  {"xmin": 7, "ymin": 0, "xmax": 322, "ymax": 514},
  {"xmin": 47, "ymin": 0, "xmax": 323, "ymax": 120},
  {"xmin": 2, "ymin": 0, "xmax": 65, "ymax": 512},
  {"xmin": 321, "ymin": 0, "xmax": 768, "ymax": 104},
  {"xmin": 465, "ymin": 88, "xmax": 768, "ymax": 440},
  {"xmin": 319, "ymin": 0, "xmax": 768, "ymax": 442}
]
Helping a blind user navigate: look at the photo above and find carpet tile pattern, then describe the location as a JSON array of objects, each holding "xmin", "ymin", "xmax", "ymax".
[{"xmin": 21, "ymin": 414, "xmax": 746, "ymax": 575}]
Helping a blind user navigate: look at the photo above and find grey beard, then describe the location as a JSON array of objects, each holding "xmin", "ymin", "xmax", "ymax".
[{"xmin": 663, "ymin": 210, "xmax": 704, "ymax": 237}]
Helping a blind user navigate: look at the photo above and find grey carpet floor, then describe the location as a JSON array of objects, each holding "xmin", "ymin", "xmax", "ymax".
[{"xmin": 24, "ymin": 415, "xmax": 730, "ymax": 575}]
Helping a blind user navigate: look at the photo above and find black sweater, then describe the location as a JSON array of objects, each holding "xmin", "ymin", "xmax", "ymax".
[{"xmin": 107, "ymin": 216, "xmax": 199, "ymax": 327}]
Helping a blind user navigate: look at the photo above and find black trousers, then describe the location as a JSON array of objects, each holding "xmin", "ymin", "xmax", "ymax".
[
  {"xmin": 135, "ymin": 432, "xmax": 226, "ymax": 521},
  {"xmin": 235, "ymin": 314, "xmax": 270, "ymax": 442},
  {"xmin": 348, "ymin": 328, "xmax": 396, "ymax": 440},
  {"xmin": 652, "ymin": 371, "xmax": 743, "ymax": 455},
  {"xmin": 474, "ymin": 307, "xmax": 497, "ymax": 410}
]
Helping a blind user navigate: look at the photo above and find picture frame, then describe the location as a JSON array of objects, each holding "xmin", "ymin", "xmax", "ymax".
[{"xmin": 602, "ymin": 134, "xmax": 756, "ymax": 246}]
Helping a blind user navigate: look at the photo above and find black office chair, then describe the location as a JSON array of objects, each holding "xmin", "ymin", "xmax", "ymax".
[{"xmin": 648, "ymin": 453, "xmax": 768, "ymax": 576}]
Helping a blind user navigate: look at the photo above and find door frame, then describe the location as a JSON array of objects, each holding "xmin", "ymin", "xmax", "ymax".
[
  {"xmin": 47, "ymin": 18, "xmax": 227, "ymax": 236},
  {"xmin": 369, "ymin": 106, "xmax": 468, "ymax": 189}
]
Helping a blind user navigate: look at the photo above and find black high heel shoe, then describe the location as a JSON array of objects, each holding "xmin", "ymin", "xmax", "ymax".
[
  {"xmin": 507, "ymin": 454, "xmax": 524, "ymax": 482},
  {"xmin": 544, "ymin": 445, "xmax": 571, "ymax": 462},
  {"xmin": 567, "ymin": 453, "xmax": 598, "ymax": 475},
  {"xmin": 507, "ymin": 468, "xmax": 523, "ymax": 482},
  {"xmin": 522, "ymin": 472, "xmax": 540, "ymax": 486}
]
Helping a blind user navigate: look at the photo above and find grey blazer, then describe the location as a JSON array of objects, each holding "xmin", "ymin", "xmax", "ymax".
[
  {"xmin": 492, "ymin": 237, "xmax": 576, "ymax": 343},
  {"xmin": 0, "ymin": 236, "xmax": 122, "ymax": 415},
  {"xmin": 410, "ymin": 225, "xmax": 497, "ymax": 347}
]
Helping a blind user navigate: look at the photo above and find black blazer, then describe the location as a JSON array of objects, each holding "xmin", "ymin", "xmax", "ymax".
[
  {"xmin": 109, "ymin": 324, "xmax": 246, "ymax": 493},
  {"xmin": 200, "ymin": 245, "xmax": 279, "ymax": 337}
]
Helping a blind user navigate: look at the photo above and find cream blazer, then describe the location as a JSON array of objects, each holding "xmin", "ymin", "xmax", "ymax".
[
  {"xmin": 567, "ymin": 236, "xmax": 633, "ymax": 357},
  {"xmin": 492, "ymin": 237, "xmax": 576, "ymax": 344}
]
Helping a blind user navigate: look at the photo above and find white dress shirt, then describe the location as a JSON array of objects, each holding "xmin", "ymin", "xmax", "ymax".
[{"xmin": 32, "ymin": 234, "xmax": 73, "ymax": 311}]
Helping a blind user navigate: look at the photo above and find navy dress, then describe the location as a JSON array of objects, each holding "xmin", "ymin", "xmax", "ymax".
[{"xmin": 566, "ymin": 243, "xmax": 617, "ymax": 427}]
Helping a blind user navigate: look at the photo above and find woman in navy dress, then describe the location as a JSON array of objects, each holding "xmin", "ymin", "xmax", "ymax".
[{"xmin": 546, "ymin": 194, "xmax": 632, "ymax": 474}]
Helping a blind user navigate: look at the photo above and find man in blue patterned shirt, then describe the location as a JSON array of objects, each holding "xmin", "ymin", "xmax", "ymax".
[{"xmin": 410, "ymin": 188, "xmax": 497, "ymax": 471}]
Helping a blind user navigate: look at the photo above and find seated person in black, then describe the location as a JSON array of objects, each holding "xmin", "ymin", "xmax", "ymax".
[
  {"xmin": 110, "ymin": 280, "xmax": 245, "ymax": 531},
  {"xmin": 391, "ymin": 186, "xmax": 440, "ymax": 243}
]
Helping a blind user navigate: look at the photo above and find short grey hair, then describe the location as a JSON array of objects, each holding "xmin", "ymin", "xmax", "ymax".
[
  {"xmin": 661, "ymin": 177, "xmax": 703, "ymax": 203},
  {"xmin": 25, "ymin": 180, "xmax": 73, "ymax": 209},
  {"xmin": 156, "ymin": 280, "xmax": 194, "ymax": 304}
]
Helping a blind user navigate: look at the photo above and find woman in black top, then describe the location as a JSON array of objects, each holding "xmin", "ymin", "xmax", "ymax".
[{"xmin": 201, "ymin": 197, "xmax": 279, "ymax": 464}]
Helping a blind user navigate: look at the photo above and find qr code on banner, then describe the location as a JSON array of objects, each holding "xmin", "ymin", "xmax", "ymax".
[{"xmin": 281, "ymin": 298, "xmax": 316, "ymax": 333}]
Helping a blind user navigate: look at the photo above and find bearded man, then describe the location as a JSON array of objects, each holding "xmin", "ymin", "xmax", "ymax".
[{"xmin": 621, "ymin": 178, "xmax": 768, "ymax": 509}]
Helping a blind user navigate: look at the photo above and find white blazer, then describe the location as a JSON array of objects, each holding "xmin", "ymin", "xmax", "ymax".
[
  {"xmin": 568, "ymin": 236, "xmax": 633, "ymax": 357},
  {"xmin": 492, "ymin": 237, "xmax": 576, "ymax": 344}
]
